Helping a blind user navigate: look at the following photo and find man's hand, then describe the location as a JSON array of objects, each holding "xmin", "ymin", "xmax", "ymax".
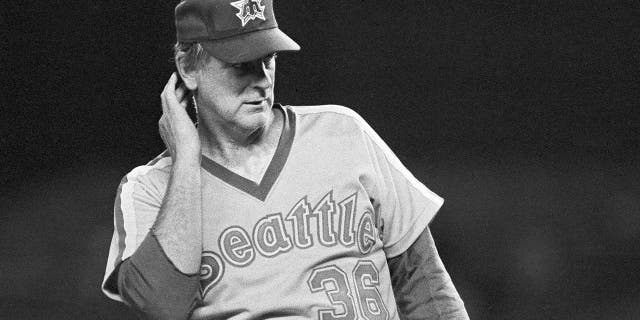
[{"xmin": 159, "ymin": 72, "xmax": 200, "ymax": 164}]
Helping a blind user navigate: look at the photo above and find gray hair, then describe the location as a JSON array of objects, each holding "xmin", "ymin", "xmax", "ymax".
[{"xmin": 174, "ymin": 42, "xmax": 210, "ymax": 71}]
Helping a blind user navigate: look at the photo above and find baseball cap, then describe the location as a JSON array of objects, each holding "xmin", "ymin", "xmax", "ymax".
[{"xmin": 175, "ymin": 0, "xmax": 300, "ymax": 63}]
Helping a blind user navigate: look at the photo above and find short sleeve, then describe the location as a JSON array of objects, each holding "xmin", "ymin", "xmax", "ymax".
[
  {"xmin": 101, "ymin": 156, "xmax": 171, "ymax": 302},
  {"xmin": 355, "ymin": 114, "xmax": 444, "ymax": 258}
]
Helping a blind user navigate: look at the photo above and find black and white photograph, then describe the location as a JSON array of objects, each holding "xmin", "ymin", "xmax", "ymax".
[{"xmin": 2, "ymin": 1, "xmax": 639, "ymax": 319}]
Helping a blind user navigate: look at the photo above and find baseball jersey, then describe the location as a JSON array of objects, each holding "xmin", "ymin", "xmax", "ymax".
[{"xmin": 102, "ymin": 104, "xmax": 444, "ymax": 319}]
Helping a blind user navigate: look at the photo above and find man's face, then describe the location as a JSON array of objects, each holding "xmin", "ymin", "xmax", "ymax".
[{"xmin": 194, "ymin": 53, "xmax": 277, "ymax": 133}]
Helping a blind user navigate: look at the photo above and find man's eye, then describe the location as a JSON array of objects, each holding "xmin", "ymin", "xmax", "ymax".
[
  {"xmin": 231, "ymin": 63, "xmax": 245, "ymax": 69},
  {"xmin": 263, "ymin": 53, "xmax": 278, "ymax": 64}
]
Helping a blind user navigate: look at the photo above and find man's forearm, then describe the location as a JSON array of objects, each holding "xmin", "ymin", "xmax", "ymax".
[
  {"xmin": 152, "ymin": 159, "xmax": 203, "ymax": 274},
  {"xmin": 388, "ymin": 227, "xmax": 469, "ymax": 320}
]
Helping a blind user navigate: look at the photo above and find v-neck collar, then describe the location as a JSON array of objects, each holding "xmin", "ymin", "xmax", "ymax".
[{"xmin": 200, "ymin": 104, "xmax": 296, "ymax": 201}]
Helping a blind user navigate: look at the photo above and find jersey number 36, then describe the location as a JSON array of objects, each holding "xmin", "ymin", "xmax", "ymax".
[{"xmin": 307, "ymin": 260, "xmax": 389, "ymax": 320}]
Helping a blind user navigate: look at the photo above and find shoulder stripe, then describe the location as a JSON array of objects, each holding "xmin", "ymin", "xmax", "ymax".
[
  {"xmin": 113, "ymin": 180, "xmax": 126, "ymax": 268},
  {"xmin": 103, "ymin": 153, "xmax": 171, "ymax": 302},
  {"xmin": 295, "ymin": 105, "xmax": 443, "ymax": 206},
  {"xmin": 117, "ymin": 156, "xmax": 172, "ymax": 262}
]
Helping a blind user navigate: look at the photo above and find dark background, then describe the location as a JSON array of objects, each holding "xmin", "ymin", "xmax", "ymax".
[{"xmin": 3, "ymin": 1, "xmax": 639, "ymax": 319}]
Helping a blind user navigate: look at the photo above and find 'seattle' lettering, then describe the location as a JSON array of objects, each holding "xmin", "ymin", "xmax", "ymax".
[{"xmin": 199, "ymin": 190, "xmax": 383, "ymax": 296}]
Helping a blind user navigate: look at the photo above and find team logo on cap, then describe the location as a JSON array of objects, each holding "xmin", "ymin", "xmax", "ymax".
[{"xmin": 230, "ymin": 0, "xmax": 266, "ymax": 27}]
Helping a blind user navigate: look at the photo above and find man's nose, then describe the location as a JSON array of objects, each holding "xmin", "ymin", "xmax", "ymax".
[{"xmin": 250, "ymin": 60, "xmax": 273, "ymax": 89}]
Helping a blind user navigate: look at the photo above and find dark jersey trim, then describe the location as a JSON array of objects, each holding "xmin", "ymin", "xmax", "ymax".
[
  {"xmin": 200, "ymin": 104, "xmax": 296, "ymax": 201},
  {"xmin": 117, "ymin": 233, "xmax": 201, "ymax": 319}
]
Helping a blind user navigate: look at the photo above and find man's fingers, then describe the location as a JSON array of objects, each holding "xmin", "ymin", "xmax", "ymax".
[
  {"xmin": 165, "ymin": 72, "xmax": 178, "ymax": 92},
  {"xmin": 175, "ymin": 85, "xmax": 190, "ymax": 105},
  {"xmin": 160, "ymin": 91, "xmax": 168, "ymax": 114},
  {"xmin": 160, "ymin": 73, "xmax": 178, "ymax": 113},
  {"xmin": 162, "ymin": 73, "xmax": 178, "ymax": 100},
  {"xmin": 175, "ymin": 86, "xmax": 184, "ymax": 99},
  {"xmin": 162, "ymin": 72, "xmax": 189, "ymax": 114}
]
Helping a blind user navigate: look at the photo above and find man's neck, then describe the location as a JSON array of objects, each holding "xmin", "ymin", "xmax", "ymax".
[{"xmin": 197, "ymin": 108, "xmax": 284, "ymax": 182}]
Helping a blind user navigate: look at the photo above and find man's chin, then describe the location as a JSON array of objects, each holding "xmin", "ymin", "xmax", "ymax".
[{"xmin": 239, "ymin": 109, "xmax": 273, "ymax": 130}]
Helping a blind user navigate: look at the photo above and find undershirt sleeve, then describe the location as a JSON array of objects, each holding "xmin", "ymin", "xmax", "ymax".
[
  {"xmin": 388, "ymin": 227, "xmax": 469, "ymax": 320},
  {"xmin": 115, "ymin": 232, "xmax": 201, "ymax": 320}
]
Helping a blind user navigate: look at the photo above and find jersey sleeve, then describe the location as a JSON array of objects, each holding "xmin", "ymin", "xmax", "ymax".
[
  {"xmin": 102, "ymin": 156, "xmax": 171, "ymax": 302},
  {"xmin": 353, "ymin": 111, "xmax": 444, "ymax": 258}
]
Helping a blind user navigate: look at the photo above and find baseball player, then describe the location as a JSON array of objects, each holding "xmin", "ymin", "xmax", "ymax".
[{"xmin": 102, "ymin": 0, "xmax": 469, "ymax": 319}]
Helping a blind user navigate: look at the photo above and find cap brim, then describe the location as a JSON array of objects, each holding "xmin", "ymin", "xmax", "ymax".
[{"xmin": 200, "ymin": 28, "xmax": 300, "ymax": 64}]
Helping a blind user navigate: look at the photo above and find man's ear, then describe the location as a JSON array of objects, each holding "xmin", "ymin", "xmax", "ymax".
[{"xmin": 175, "ymin": 53, "xmax": 198, "ymax": 91}]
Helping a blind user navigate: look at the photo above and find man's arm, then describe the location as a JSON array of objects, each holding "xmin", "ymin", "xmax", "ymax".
[
  {"xmin": 152, "ymin": 72, "xmax": 203, "ymax": 274},
  {"xmin": 115, "ymin": 73, "xmax": 203, "ymax": 320},
  {"xmin": 388, "ymin": 227, "xmax": 469, "ymax": 320},
  {"xmin": 115, "ymin": 162, "xmax": 202, "ymax": 320}
]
